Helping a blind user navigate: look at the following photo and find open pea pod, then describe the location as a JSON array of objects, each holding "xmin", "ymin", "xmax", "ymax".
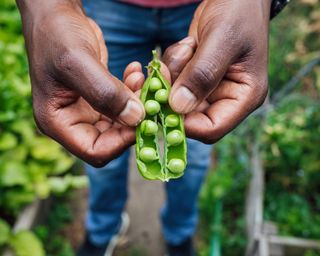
[{"xmin": 135, "ymin": 50, "xmax": 187, "ymax": 181}]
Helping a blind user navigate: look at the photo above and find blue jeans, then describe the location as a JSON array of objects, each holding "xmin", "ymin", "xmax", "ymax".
[{"xmin": 83, "ymin": 0, "xmax": 212, "ymax": 246}]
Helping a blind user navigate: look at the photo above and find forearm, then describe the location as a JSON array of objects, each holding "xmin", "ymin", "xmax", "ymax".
[{"xmin": 16, "ymin": 0, "xmax": 86, "ymax": 53}]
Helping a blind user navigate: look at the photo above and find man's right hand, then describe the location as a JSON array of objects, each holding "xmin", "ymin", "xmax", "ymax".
[{"xmin": 17, "ymin": 0, "xmax": 145, "ymax": 166}]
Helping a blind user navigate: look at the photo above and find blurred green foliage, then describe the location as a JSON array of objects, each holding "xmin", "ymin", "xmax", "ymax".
[
  {"xmin": 198, "ymin": 136, "xmax": 249, "ymax": 256},
  {"xmin": 199, "ymin": 1, "xmax": 320, "ymax": 255},
  {"xmin": 263, "ymin": 95, "xmax": 320, "ymax": 239},
  {"xmin": 34, "ymin": 197, "xmax": 75, "ymax": 256},
  {"xmin": 0, "ymin": 0, "xmax": 88, "ymax": 216},
  {"xmin": 269, "ymin": 0, "xmax": 320, "ymax": 94},
  {"xmin": 0, "ymin": 0, "xmax": 88, "ymax": 254},
  {"xmin": 0, "ymin": 218, "xmax": 45, "ymax": 256}
]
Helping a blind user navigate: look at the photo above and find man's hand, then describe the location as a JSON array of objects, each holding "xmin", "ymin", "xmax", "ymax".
[
  {"xmin": 17, "ymin": 0, "xmax": 145, "ymax": 166},
  {"xmin": 163, "ymin": 0, "xmax": 271, "ymax": 143}
]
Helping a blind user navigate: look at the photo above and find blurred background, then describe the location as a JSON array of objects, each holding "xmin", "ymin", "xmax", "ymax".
[{"xmin": 0, "ymin": 0, "xmax": 319, "ymax": 255}]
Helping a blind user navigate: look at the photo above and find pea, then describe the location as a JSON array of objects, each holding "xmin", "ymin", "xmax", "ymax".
[
  {"xmin": 154, "ymin": 89, "xmax": 169, "ymax": 103},
  {"xmin": 166, "ymin": 130, "xmax": 183, "ymax": 146},
  {"xmin": 168, "ymin": 159, "xmax": 185, "ymax": 174},
  {"xmin": 139, "ymin": 147, "xmax": 158, "ymax": 162},
  {"xmin": 165, "ymin": 114, "xmax": 179, "ymax": 127},
  {"xmin": 145, "ymin": 100, "xmax": 160, "ymax": 115},
  {"xmin": 149, "ymin": 77, "xmax": 162, "ymax": 92},
  {"xmin": 141, "ymin": 120, "xmax": 158, "ymax": 136},
  {"xmin": 136, "ymin": 50, "xmax": 187, "ymax": 181}
]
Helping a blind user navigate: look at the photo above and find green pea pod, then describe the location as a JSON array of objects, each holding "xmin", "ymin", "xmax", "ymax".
[{"xmin": 136, "ymin": 50, "xmax": 187, "ymax": 182}]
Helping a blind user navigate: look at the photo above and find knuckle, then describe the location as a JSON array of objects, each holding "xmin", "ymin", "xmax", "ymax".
[
  {"xmin": 199, "ymin": 134, "xmax": 220, "ymax": 145},
  {"xmin": 93, "ymin": 85, "xmax": 119, "ymax": 114},
  {"xmin": 84, "ymin": 143, "xmax": 125, "ymax": 168},
  {"xmin": 85, "ymin": 155, "xmax": 108, "ymax": 168},
  {"xmin": 252, "ymin": 78, "xmax": 268, "ymax": 109},
  {"xmin": 188, "ymin": 128, "xmax": 222, "ymax": 145},
  {"xmin": 53, "ymin": 48, "xmax": 82, "ymax": 74},
  {"xmin": 32, "ymin": 103, "xmax": 48, "ymax": 135},
  {"xmin": 204, "ymin": 132, "xmax": 223, "ymax": 144},
  {"xmin": 32, "ymin": 97, "xmax": 58, "ymax": 138},
  {"xmin": 164, "ymin": 44, "xmax": 193, "ymax": 71},
  {"xmin": 163, "ymin": 44, "xmax": 177, "ymax": 65},
  {"xmin": 91, "ymin": 161, "xmax": 106, "ymax": 168},
  {"xmin": 189, "ymin": 60, "xmax": 219, "ymax": 94},
  {"xmin": 33, "ymin": 116, "xmax": 47, "ymax": 136}
]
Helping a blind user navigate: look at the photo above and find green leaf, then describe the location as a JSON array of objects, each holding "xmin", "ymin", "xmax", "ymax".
[
  {"xmin": 33, "ymin": 226, "xmax": 48, "ymax": 242},
  {"xmin": 34, "ymin": 180, "xmax": 50, "ymax": 199},
  {"xmin": 9, "ymin": 231, "xmax": 45, "ymax": 256},
  {"xmin": 11, "ymin": 119, "xmax": 35, "ymax": 144},
  {"xmin": 48, "ymin": 177, "xmax": 69, "ymax": 194},
  {"xmin": 2, "ymin": 189, "xmax": 35, "ymax": 214},
  {"xmin": 0, "ymin": 145, "xmax": 28, "ymax": 162},
  {"xmin": 27, "ymin": 161, "xmax": 51, "ymax": 178},
  {"xmin": 69, "ymin": 175, "xmax": 88, "ymax": 189},
  {"xmin": 48, "ymin": 175, "xmax": 88, "ymax": 194},
  {"xmin": 0, "ymin": 162, "xmax": 28, "ymax": 186},
  {"xmin": 0, "ymin": 132, "xmax": 17, "ymax": 150},
  {"xmin": 30, "ymin": 137, "xmax": 63, "ymax": 161},
  {"xmin": 51, "ymin": 154, "xmax": 74, "ymax": 175},
  {"xmin": 0, "ymin": 111, "xmax": 16, "ymax": 122},
  {"xmin": 0, "ymin": 218, "xmax": 11, "ymax": 246}
]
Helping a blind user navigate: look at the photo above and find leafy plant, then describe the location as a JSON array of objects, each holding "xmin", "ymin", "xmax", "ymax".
[
  {"xmin": 9, "ymin": 230, "xmax": 45, "ymax": 256},
  {"xmin": 0, "ymin": 0, "xmax": 88, "ymax": 254},
  {"xmin": 34, "ymin": 197, "xmax": 75, "ymax": 256},
  {"xmin": 0, "ymin": 0, "xmax": 88, "ymax": 217},
  {"xmin": 0, "ymin": 218, "xmax": 45, "ymax": 256},
  {"xmin": 262, "ymin": 95, "xmax": 320, "ymax": 239},
  {"xmin": 198, "ymin": 1, "xmax": 320, "ymax": 253},
  {"xmin": 198, "ymin": 134, "xmax": 250, "ymax": 256}
]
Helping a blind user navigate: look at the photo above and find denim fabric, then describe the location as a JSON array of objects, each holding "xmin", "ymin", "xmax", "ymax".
[{"xmin": 83, "ymin": 0, "xmax": 212, "ymax": 246}]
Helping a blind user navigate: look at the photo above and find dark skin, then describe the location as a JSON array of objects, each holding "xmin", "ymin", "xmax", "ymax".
[
  {"xmin": 17, "ymin": 0, "xmax": 271, "ymax": 167},
  {"xmin": 164, "ymin": 0, "xmax": 270, "ymax": 143}
]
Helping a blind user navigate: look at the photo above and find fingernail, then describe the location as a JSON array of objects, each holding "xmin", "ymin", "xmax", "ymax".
[
  {"xmin": 170, "ymin": 86, "xmax": 197, "ymax": 114},
  {"xmin": 119, "ymin": 99, "xmax": 145, "ymax": 126},
  {"xmin": 178, "ymin": 36, "xmax": 196, "ymax": 47}
]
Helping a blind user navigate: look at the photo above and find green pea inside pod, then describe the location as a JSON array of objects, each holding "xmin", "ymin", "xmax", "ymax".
[
  {"xmin": 139, "ymin": 147, "xmax": 158, "ymax": 162},
  {"xmin": 149, "ymin": 77, "xmax": 162, "ymax": 92},
  {"xmin": 168, "ymin": 159, "xmax": 186, "ymax": 174},
  {"xmin": 154, "ymin": 89, "xmax": 169, "ymax": 104},
  {"xmin": 145, "ymin": 100, "xmax": 161, "ymax": 116},
  {"xmin": 166, "ymin": 129, "xmax": 184, "ymax": 146},
  {"xmin": 165, "ymin": 114, "xmax": 180, "ymax": 127},
  {"xmin": 141, "ymin": 120, "xmax": 158, "ymax": 136}
]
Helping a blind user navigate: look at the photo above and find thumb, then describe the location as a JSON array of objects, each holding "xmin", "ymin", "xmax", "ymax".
[
  {"xmin": 54, "ymin": 50, "xmax": 145, "ymax": 126},
  {"xmin": 169, "ymin": 29, "xmax": 242, "ymax": 114}
]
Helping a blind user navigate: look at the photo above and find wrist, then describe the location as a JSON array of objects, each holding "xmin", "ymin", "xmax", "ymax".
[
  {"xmin": 254, "ymin": 0, "xmax": 272, "ymax": 21},
  {"xmin": 16, "ymin": 0, "xmax": 83, "ymax": 20}
]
